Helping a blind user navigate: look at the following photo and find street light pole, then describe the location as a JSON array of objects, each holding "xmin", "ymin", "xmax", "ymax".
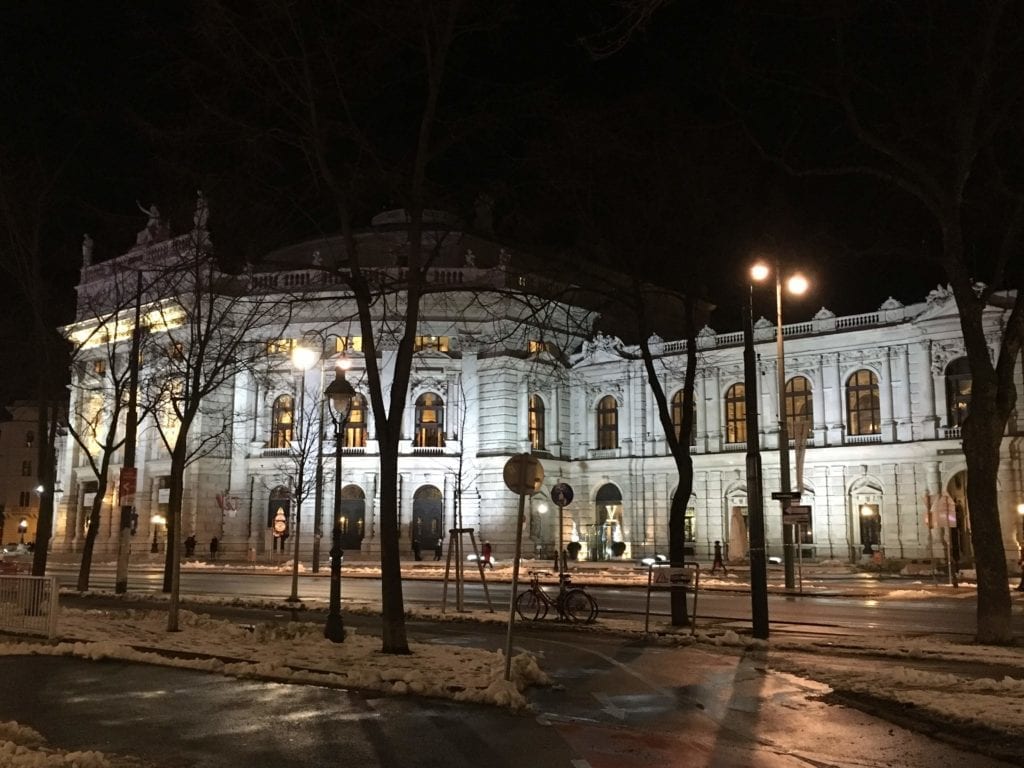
[
  {"xmin": 744, "ymin": 284, "xmax": 769, "ymax": 639},
  {"xmin": 773, "ymin": 263, "xmax": 796, "ymax": 590},
  {"xmin": 753, "ymin": 260, "xmax": 808, "ymax": 591},
  {"xmin": 324, "ymin": 361, "xmax": 356, "ymax": 642},
  {"xmin": 288, "ymin": 345, "xmax": 318, "ymax": 603}
]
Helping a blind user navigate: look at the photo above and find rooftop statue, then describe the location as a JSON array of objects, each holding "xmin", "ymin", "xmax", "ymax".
[
  {"xmin": 193, "ymin": 190, "xmax": 209, "ymax": 231},
  {"xmin": 81, "ymin": 234, "xmax": 94, "ymax": 267},
  {"xmin": 135, "ymin": 201, "xmax": 168, "ymax": 247}
]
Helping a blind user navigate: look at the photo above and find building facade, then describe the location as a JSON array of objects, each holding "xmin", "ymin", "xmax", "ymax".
[{"xmin": 53, "ymin": 213, "xmax": 1024, "ymax": 569}]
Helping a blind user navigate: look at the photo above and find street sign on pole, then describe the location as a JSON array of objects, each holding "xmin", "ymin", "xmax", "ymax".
[
  {"xmin": 502, "ymin": 454, "xmax": 545, "ymax": 681},
  {"xmin": 782, "ymin": 505, "xmax": 811, "ymax": 526},
  {"xmin": 503, "ymin": 454, "xmax": 544, "ymax": 495}
]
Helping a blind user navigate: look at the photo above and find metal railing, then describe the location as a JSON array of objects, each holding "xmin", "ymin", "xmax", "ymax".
[{"xmin": 0, "ymin": 575, "xmax": 59, "ymax": 639}]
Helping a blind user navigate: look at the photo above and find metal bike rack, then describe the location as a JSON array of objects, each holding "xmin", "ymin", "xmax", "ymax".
[{"xmin": 643, "ymin": 562, "xmax": 699, "ymax": 634}]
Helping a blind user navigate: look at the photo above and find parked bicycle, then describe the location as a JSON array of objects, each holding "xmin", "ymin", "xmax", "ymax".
[{"xmin": 515, "ymin": 570, "xmax": 598, "ymax": 623}]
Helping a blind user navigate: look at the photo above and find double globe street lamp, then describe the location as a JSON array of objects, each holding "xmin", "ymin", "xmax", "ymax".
[
  {"xmin": 324, "ymin": 358, "xmax": 356, "ymax": 642},
  {"xmin": 751, "ymin": 260, "xmax": 809, "ymax": 591}
]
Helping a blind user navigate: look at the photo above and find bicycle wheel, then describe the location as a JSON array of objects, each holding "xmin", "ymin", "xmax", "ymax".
[
  {"xmin": 561, "ymin": 588, "xmax": 595, "ymax": 623},
  {"xmin": 515, "ymin": 589, "xmax": 546, "ymax": 621}
]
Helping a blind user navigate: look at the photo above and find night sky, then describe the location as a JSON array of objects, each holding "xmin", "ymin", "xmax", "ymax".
[{"xmin": 2, "ymin": 1, "xmax": 995, "ymax": 400}]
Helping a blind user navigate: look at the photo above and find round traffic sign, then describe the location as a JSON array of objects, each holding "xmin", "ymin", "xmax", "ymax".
[
  {"xmin": 551, "ymin": 482, "xmax": 574, "ymax": 507},
  {"xmin": 503, "ymin": 453, "xmax": 544, "ymax": 495}
]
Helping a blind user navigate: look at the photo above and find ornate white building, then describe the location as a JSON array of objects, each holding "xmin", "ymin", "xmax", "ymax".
[{"xmin": 54, "ymin": 211, "xmax": 1024, "ymax": 569}]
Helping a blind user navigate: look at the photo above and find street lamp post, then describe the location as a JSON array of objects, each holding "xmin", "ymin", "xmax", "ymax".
[
  {"xmin": 743, "ymin": 284, "xmax": 769, "ymax": 639},
  {"xmin": 751, "ymin": 260, "xmax": 808, "ymax": 591},
  {"xmin": 324, "ymin": 359, "xmax": 356, "ymax": 642},
  {"xmin": 287, "ymin": 344, "xmax": 318, "ymax": 603}
]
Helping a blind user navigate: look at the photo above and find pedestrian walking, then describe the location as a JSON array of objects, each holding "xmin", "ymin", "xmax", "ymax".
[
  {"xmin": 184, "ymin": 535, "xmax": 196, "ymax": 557},
  {"xmin": 209, "ymin": 536, "xmax": 219, "ymax": 560},
  {"xmin": 434, "ymin": 537, "xmax": 443, "ymax": 561},
  {"xmin": 412, "ymin": 537, "xmax": 422, "ymax": 561},
  {"xmin": 481, "ymin": 540, "xmax": 493, "ymax": 569},
  {"xmin": 711, "ymin": 540, "xmax": 727, "ymax": 574}
]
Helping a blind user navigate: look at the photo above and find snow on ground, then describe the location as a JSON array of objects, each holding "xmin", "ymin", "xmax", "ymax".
[{"xmin": 0, "ymin": 560, "xmax": 1021, "ymax": 767}]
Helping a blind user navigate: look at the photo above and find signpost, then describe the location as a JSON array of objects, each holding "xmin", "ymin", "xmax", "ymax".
[
  {"xmin": 772, "ymin": 491, "xmax": 803, "ymax": 592},
  {"xmin": 550, "ymin": 482, "xmax": 573, "ymax": 582},
  {"xmin": 502, "ymin": 454, "xmax": 544, "ymax": 681},
  {"xmin": 784, "ymin": 505, "xmax": 812, "ymax": 592}
]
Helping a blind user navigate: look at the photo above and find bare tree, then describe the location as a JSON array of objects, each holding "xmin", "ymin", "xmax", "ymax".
[
  {"xmin": 61, "ymin": 266, "xmax": 161, "ymax": 590},
  {"xmin": 732, "ymin": 2, "xmax": 1024, "ymax": 644},
  {"xmin": 136, "ymin": 220, "xmax": 293, "ymax": 631},
  {"xmin": 179, "ymin": 0, "xmax": 518, "ymax": 653},
  {"xmin": 0, "ymin": 154, "xmax": 72, "ymax": 577}
]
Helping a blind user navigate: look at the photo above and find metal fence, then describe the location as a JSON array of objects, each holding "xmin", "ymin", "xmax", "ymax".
[{"xmin": 0, "ymin": 575, "xmax": 59, "ymax": 639}]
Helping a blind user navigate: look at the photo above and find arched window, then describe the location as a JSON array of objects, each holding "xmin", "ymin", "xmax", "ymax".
[
  {"xmin": 724, "ymin": 383, "xmax": 746, "ymax": 444},
  {"xmin": 945, "ymin": 357, "xmax": 972, "ymax": 427},
  {"xmin": 344, "ymin": 394, "xmax": 367, "ymax": 448},
  {"xmin": 270, "ymin": 394, "xmax": 294, "ymax": 449},
  {"xmin": 415, "ymin": 392, "xmax": 445, "ymax": 448},
  {"xmin": 786, "ymin": 376, "xmax": 813, "ymax": 436},
  {"xmin": 846, "ymin": 369, "xmax": 880, "ymax": 436},
  {"xmin": 596, "ymin": 395, "xmax": 618, "ymax": 450},
  {"xmin": 528, "ymin": 394, "xmax": 546, "ymax": 450},
  {"xmin": 671, "ymin": 389, "xmax": 697, "ymax": 446}
]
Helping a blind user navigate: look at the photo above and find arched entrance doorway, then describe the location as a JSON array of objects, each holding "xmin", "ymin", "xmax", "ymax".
[
  {"xmin": 267, "ymin": 485, "xmax": 291, "ymax": 555},
  {"xmin": 338, "ymin": 484, "xmax": 366, "ymax": 551},
  {"xmin": 724, "ymin": 485, "xmax": 749, "ymax": 563},
  {"xmin": 412, "ymin": 485, "xmax": 443, "ymax": 553},
  {"xmin": 591, "ymin": 484, "xmax": 624, "ymax": 561},
  {"xmin": 946, "ymin": 471, "xmax": 973, "ymax": 564},
  {"xmin": 849, "ymin": 478, "xmax": 883, "ymax": 561}
]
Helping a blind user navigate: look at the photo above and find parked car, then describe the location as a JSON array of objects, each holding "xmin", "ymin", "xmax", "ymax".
[{"xmin": 2, "ymin": 543, "xmax": 29, "ymax": 556}]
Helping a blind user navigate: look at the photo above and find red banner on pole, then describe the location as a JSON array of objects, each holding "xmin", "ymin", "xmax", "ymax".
[{"xmin": 119, "ymin": 467, "xmax": 138, "ymax": 506}]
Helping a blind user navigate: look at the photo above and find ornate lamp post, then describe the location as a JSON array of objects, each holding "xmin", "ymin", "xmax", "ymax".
[
  {"xmin": 287, "ymin": 344, "xmax": 319, "ymax": 603},
  {"xmin": 743, "ymin": 283, "xmax": 769, "ymax": 639},
  {"xmin": 751, "ymin": 260, "xmax": 808, "ymax": 590},
  {"xmin": 324, "ymin": 359, "xmax": 356, "ymax": 642}
]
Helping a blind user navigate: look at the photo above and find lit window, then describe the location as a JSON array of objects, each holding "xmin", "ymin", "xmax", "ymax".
[
  {"xmin": 945, "ymin": 358, "xmax": 971, "ymax": 427},
  {"xmin": 344, "ymin": 395, "xmax": 367, "ymax": 448},
  {"xmin": 724, "ymin": 384, "xmax": 746, "ymax": 443},
  {"xmin": 270, "ymin": 395, "xmax": 294, "ymax": 449},
  {"xmin": 786, "ymin": 376, "xmax": 813, "ymax": 436},
  {"xmin": 597, "ymin": 395, "xmax": 618, "ymax": 450},
  {"xmin": 846, "ymin": 370, "xmax": 880, "ymax": 436},
  {"xmin": 529, "ymin": 394, "xmax": 546, "ymax": 450},
  {"xmin": 267, "ymin": 339, "xmax": 295, "ymax": 355},
  {"xmin": 92, "ymin": 359, "xmax": 106, "ymax": 375},
  {"xmin": 684, "ymin": 506, "xmax": 696, "ymax": 542},
  {"xmin": 415, "ymin": 393, "xmax": 445, "ymax": 447},
  {"xmin": 334, "ymin": 336, "xmax": 363, "ymax": 353},
  {"xmin": 671, "ymin": 390, "xmax": 697, "ymax": 446},
  {"xmin": 414, "ymin": 336, "xmax": 449, "ymax": 352}
]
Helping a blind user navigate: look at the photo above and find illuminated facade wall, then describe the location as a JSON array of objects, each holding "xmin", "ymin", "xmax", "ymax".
[{"xmin": 54, "ymin": 227, "xmax": 1024, "ymax": 567}]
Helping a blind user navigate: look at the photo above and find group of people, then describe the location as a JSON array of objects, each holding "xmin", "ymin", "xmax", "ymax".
[
  {"xmin": 411, "ymin": 536, "xmax": 493, "ymax": 568},
  {"xmin": 183, "ymin": 535, "xmax": 218, "ymax": 559}
]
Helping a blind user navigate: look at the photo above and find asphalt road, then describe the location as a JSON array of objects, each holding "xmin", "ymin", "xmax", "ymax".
[{"xmin": 46, "ymin": 563, "xmax": 1023, "ymax": 639}]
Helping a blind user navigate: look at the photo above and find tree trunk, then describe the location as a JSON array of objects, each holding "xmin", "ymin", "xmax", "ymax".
[
  {"xmin": 963, "ymin": 403, "xmax": 1012, "ymax": 644},
  {"xmin": 30, "ymin": 402, "xmax": 57, "ymax": 577},
  {"xmin": 376, "ymin": 434, "xmax": 410, "ymax": 654},
  {"xmin": 76, "ymin": 481, "xmax": 108, "ymax": 591}
]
